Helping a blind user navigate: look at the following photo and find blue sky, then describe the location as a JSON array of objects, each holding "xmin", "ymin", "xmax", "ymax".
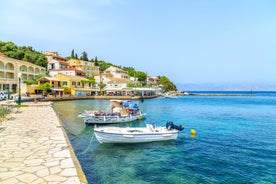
[{"xmin": 1, "ymin": 0, "xmax": 276, "ymax": 90}]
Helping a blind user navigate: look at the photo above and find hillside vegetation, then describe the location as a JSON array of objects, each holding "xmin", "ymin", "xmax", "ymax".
[
  {"xmin": 0, "ymin": 41, "xmax": 176, "ymax": 91},
  {"xmin": 0, "ymin": 41, "xmax": 48, "ymax": 67}
]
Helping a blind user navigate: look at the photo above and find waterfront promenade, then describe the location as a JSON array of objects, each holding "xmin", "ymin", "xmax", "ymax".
[{"xmin": 0, "ymin": 101, "xmax": 87, "ymax": 184}]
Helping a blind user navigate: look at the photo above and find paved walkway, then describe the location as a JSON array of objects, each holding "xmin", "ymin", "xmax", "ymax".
[{"xmin": 0, "ymin": 101, "xmax": 87, "ymax": 184}]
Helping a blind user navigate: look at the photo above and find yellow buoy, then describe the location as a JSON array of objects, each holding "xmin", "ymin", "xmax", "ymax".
[
  {"xmin": 190, "ymin": 129, "xmax": 196, "ymax": 136},
  {"xmin": 137, "ymin": 116, "xmax": 142, "ymax": 120}
]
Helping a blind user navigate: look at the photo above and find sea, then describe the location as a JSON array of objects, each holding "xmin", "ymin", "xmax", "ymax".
[{"xmin": 53, "ymin": 91, "xmax": 276, "ymax": 184}]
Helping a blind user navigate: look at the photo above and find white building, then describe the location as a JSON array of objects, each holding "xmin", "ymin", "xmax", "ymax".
[
  {"xmin": 45, "ymin": 51, "xmax": 69, "ymax": 70},
  {"xmin": 49, "ymin": 68, "xmax": 85, "ymax": 77},
  {"xmin": 104, "ymin": 66, "xmax": 129, "ymax": 79}
]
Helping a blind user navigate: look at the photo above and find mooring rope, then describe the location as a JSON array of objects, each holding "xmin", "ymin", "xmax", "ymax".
[{"xmin": 80, "ymin": 132, "xmax": 95, "ymax": 155}]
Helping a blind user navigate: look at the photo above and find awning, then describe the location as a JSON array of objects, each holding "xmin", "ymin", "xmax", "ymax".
[{"xmin": 51, "ymin": 88, "xmax": 64, "ymax": 91}]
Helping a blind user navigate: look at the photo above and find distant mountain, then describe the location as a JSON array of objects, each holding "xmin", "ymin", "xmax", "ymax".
[{"xmin": 176, "ymin": 83, "xmax": 276, "ymax": 91}]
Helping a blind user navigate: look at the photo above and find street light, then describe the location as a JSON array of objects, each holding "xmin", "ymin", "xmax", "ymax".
[
  {"xmin": 5, "ymin": 81, "xmax": 10, "ymax": 99},
  {"xmin": 18, "ymin": 72, "xmax": 22, "ymax": 105}
]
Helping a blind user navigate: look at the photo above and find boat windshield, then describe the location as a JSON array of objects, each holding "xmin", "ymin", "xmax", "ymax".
[{"xmin": 123, "ymin": 101, "xmax": 139, "ymax": 109}]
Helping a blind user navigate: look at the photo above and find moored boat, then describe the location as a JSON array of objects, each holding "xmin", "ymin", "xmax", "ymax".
[
  {"xmin": 94, "ymin": 122, "xmax": 184, "ymax": 144},
  {"xmin": 163, "ymin": 93, "xmax": 178, "ymax": 98},
  {"xmin": 78, "ymin": 100, "xmax": 145, "ymax": 125}
]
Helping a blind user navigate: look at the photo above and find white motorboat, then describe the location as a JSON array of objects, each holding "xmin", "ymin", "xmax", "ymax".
[
  {"xmin": 163, "ymin": 94, "xmax": 178, "ymax": 98},
  {"xmin": 78, "ymin": 100, "xmax": 145, "ymax": 125},
  {"xmin": 94, "ymin": 122, "xmax": 184, "ymax": 144}
]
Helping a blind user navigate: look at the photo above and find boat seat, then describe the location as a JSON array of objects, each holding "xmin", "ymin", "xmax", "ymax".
[
  {"xmin": 146, "ymin": 124, "xmax": 155, "ymax": 132},
  {"xmin": 112, "ymin": 107, "xmax": 121, "ymax": 113},
  {"xmin": 120, "ymin": 109, "xmax": 128, "ymax": 116}
]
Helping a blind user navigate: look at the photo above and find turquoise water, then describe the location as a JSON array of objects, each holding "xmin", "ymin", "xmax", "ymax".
[{"xmin": 53, "ymin": 92, "xmax": 276, "ymax": 184}]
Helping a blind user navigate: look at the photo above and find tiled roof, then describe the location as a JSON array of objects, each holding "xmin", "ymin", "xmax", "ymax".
[
  {"xmin": 49, "ymin": 68, "xmax": 76, "ymax": 71},
  {"xmin": 107, "ymin": 77, "xmax": 132, "ymax": 83},
  {"xmin": 44, "ymin": 51, "xmax": 67, "ymax": 61},
  {"xmin": 105, "ymin": 66, "xmax": 126, "ymax": 72},
  {"xmin": 52, "ymin": 67, "xmax": 85, "ymax": 74},
  {"xmin": 75, "ymin": 69, "xmax": 84, "ymax": 73},
  {"xmin": 55, "ymin": 74, "xmax": 88, "ymax": 81},
  {"xmin": 58, "ymin": 60, "xmax": 69, "ymax": 65},
  {"xmin": 38, "ymin": 77, "xmax": 60, "ymax": 82}
]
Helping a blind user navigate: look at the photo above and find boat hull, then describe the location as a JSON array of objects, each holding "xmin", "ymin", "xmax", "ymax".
[
  {"xmin": 94, "ymin": 127, "xmax": 178, "ymax": 144},
  {"xmin": 80, "ymin": 114, "xmax": 145, "ymax": 125}
]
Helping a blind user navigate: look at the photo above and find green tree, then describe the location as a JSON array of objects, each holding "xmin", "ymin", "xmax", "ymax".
[
  {"xmin": 87, "ymin": 76, "xmax": 96, "ymax": 84},
  {"xmin": 94, "ymin": 56, "xmax": 98, "ymax": 66},
  {"xmin": 0, "ymin": 42, "xmax": 17, "ymax": 53},
  {"xmin": 71, "ymin": 49, "xmax": 75, "ymax": 58},
  {"xmin": 158, "ymin": 76, "xmax": 177, "ymax": 92},
  {"xmin": 98, "ymin": 60, "xmax": 114, "ymax": 71},
  {"xmin": 98, "ymin": 63, "xmax": 105, "ymax": 95},
  {"xmin": 82, "ymin": 76, "xmax": 96, "ymax": 85},
  {"xmin": 136, "ymin": 71, "xmax": 147, "ymax": 86},
  {"xmin": 80, "ymin": 51, "xmax": 88, "ymax": 61},
  {"xmin": 35, "ymin": 55, "xmax": 48, "ymax": 67},
  {"xmin": 126, "ymin": 67, "xmax": 135, "ymax": 77},
  {"xmin": 23, "ymin": 74, "xmax": 49, "ymax": 86},
  {"xmin": 23, "ymin": 80, "xmax": 38, "ymax": 85},
  {"xmin": 99, "ymin": 80, "xmax": 106, "ymax": 95},
  {"xmin": 37, "ymin": 82, "xmax": 51, "ymax": 95},
  {"xmin": 62, "ymin": 86, "xmax": 71, "ymax": 95},
  {"xmin": 0, "ymin": 41, "xmax": 47, "ymax": 68}
]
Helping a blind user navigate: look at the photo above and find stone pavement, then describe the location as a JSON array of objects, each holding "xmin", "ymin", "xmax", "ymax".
[{"xmin": 0, "ymin": 101, "xmax": 87, "ymax": 184}]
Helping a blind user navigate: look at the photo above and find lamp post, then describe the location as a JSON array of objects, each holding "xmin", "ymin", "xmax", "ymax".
[
  {"xmin": 18, "ymin": 73, "xmax": 22, "ymax": 105},
  {"xmin": 5, "ymin": 81, "xmax": 10, "ymax": 99}
]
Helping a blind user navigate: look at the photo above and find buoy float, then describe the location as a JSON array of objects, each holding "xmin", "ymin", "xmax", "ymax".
[
  {"xmin": 137, "ymin": 116, "xmax": 142, "ymax": 120},
  {"xmin": 190, "ymin": 129, "xmax": 196, "ymax": 136}
]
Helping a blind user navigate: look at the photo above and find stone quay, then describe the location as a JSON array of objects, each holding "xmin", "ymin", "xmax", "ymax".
[{"xmin": 0, "ymin": 101, "xmax": 87, "ymax": 184}]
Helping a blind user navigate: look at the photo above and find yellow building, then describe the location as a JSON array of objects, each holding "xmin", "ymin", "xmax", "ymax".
[
  {"xmin": 67, "ymin": 59, "xmax": 100, "ymax": 77},
  {"xmin": 36, "ymin": 76, "xmax": 62, "ymax": 96},
  {"xmin": 0, "ymin": 52, "xmax": 46, "ymax": 93},
  {"xmin": 53, "ymin": 74, "xmax": 91, "ymax": 96}
]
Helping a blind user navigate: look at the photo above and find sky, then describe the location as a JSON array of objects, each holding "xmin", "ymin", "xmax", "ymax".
[{"xmin": 1, "ymin": 0, "xmax": 276, "ymax": 90}]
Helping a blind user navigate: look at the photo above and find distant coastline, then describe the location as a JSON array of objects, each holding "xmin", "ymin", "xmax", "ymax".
[
  {"xmin": 177, "ymin": 91, "xmax": 276, "ymax": 96},
  {"xmin": 176, "ymin": 83, "xmax": 276, "ymax": 92},
  {"xmin": 16, "ymin": 91, "xmax": 276, "ymax": 104},
  {"xmin": 180, "ymin": 93, "xmax": 255, "ymax": 96}
]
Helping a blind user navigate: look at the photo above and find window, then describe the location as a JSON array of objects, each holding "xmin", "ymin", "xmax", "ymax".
[
  {"xmin": 72, "ymin": 82, "xmax": 76, "ymax": 85},
  {"xmin": 62, "ymin": 81, "xmax": 67, "ymax": 86}
]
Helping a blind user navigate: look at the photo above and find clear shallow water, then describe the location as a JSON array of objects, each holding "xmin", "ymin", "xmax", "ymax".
[{"xmin": 53, "ymin": 92, "xmax": 276, "ymax": 184}]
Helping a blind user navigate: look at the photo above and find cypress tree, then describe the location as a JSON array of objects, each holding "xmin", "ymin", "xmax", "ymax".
[
  {"xmin": 81, "ymin": 51, "xmax": 88, "ymax": 61},
  {"xmin": 71, "ymin": 49, "xmax": 75, "ymax": 58}
]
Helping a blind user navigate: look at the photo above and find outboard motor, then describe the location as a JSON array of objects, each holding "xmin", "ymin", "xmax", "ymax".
[{"xmin": 166, "ymin": 121, "xmax": 184, "ymax": 131}]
